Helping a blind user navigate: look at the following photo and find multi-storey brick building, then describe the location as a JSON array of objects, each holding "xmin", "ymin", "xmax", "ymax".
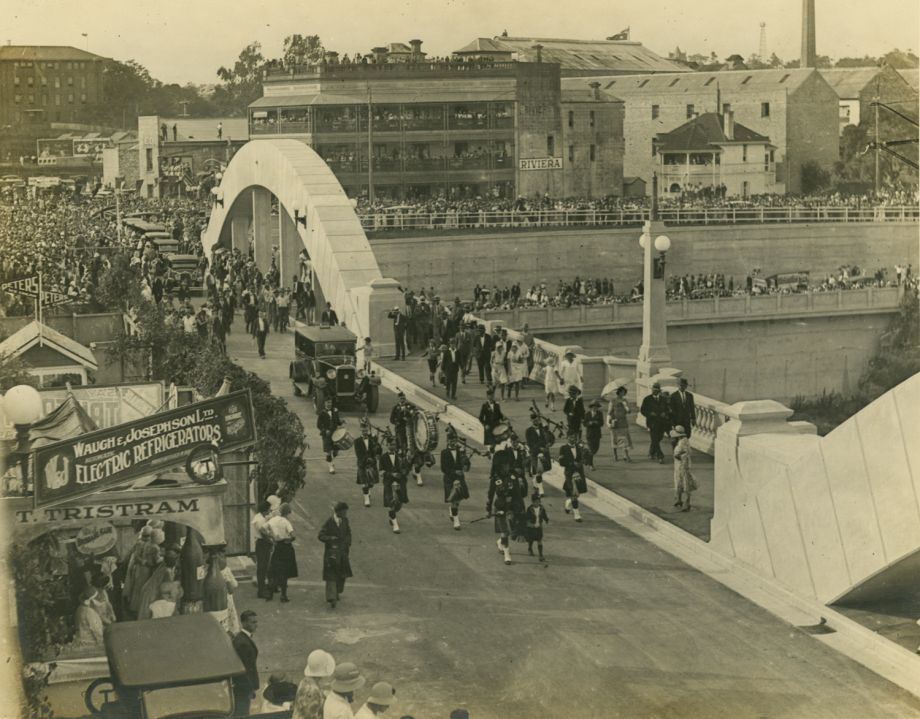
[
  {"xmin": 818, "ymin": 66, "xmax": 917, "ymax": 135},
  {"xmin": 248, "ymin": 50, "xmax": 624, "ymax": 200},
  {"xmin": 0, "ymin": 45, "xmax": 104, "ymax": 127},
  {"xmin": 563, "ymin": 68, "xmax": 839, "ymax": 194}
]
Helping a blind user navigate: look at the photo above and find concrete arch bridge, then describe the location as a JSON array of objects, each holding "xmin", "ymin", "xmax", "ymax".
[{"xmin": 200, "ymin": 139, "xmax": 402, "ymax": 352}]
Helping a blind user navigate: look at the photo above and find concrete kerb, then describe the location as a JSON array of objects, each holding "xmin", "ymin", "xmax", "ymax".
[{"xmin": 371, "ymin": 360, "xmax": 920, "ymax": 700}]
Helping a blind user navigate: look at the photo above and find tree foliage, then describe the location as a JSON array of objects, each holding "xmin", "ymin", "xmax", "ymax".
[
  {"xmin": 213, "ymin": 42, "xmax": 267, "ymax": 117},
  {"xmin": 282, "ymin": 34, "xmax": 326, "ymax": 67},
  {"xmin": 800, "ymin": 160, "xmax": 833, "ymax": 194}
]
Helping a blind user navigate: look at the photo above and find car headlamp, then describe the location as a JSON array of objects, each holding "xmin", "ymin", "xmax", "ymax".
[{"xmin": 326, "ymin": 368, "xmax": 337, "ymax": 380}]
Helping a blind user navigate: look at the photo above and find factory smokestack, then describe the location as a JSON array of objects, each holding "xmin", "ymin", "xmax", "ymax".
[{"xmin": 801, "ymin": 0, "xmax": 816, "ymax": 68}]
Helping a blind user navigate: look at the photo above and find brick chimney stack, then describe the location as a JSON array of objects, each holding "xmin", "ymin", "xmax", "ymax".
[
  {"xmin": 589, "ymin": 81, "xmax": 601, "ymax": 100},
  {"xmin": 801, "ymin": 0, "xmax": 816, "ymax": 68},
  {"xmin": 532, "ymin": 44, "xmax": 543, "ymax": 63},
  {"xmin": 723, "ymin": 110, "xmax": 735, "ymax": 141}
]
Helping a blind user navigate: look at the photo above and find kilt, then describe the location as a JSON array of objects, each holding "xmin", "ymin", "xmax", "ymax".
[
  {"xmin": 383, "ymin": 479, "xmax": 409, "ymax": 508},
  {"xmin": 563, "ymin": 470, "xmax": 588, "ymax": 496},
  {"xmin": 525, "ymin": 526, "xmax": 544, "ymax": 543},
  {"xmin": 356, "ymin": 463, "xmax": 379, "ymax": 487},
  {"xmin": 443, "ymin": 474, "xmax": 470, "ymax": 503},
  {"xmin": 493, "ymin": 511, "xmax": 510, "ymax": 535},
  {"xmin": 321, "ymin": 432, "xmax": 337, "ymax": 456},
  {"xmin": 269, "ymin": 541, "xmax": 298, "ymax": 580}
]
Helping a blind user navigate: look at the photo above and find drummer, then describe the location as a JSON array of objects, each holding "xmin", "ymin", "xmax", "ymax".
[
  {"xmin": 525, "ymin": 412, "xmax": 554, "ymax": 497},
  {"xmin": 317, "ymin": 397, "xmax": 345, "ymax": 475},
  {"xmin": 389, "ymin": 391, "xmax": 414, "ymax": 455},
  {"xmin": 354, "ymin": 419, "xmax": 380, "ymax": 507},
  {"xmin": 478, "ymin": 387, "xmax": 505, "ymax": 449}
]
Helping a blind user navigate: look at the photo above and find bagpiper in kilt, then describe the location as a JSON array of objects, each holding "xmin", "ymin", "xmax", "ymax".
[
  {"xmin": 525, "ymin": 413, "xmax": 554, "ymax": 497},
  {"xmin": 354, "ymin": 420, "xmax": 381, "ymax": 507},
  {"xmin": 440, "ymin": 427, "xmax": 471, "ymax": 531},
  {"xmin": 487, "ymin": 437, "xmax": 526, "ymax": 565},
  {"xmin": 317, "ymin": 397, "xmax": 344, "ymax": 474},
  {"xmin": 379, "ymin": 436, "xmax": 410, "ymax": 534},
  {"xmin": 558, "ymin": 433, "xmax": 588, "ymax": 523}
]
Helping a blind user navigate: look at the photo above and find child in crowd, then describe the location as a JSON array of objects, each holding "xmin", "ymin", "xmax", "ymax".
[
  {"xmin": 361, "ymin": 337, "xmax": 374, "ymax": 373},
  {"xmin": 525, "ymin": 492, "xmax": 550, "ymax": 562}
]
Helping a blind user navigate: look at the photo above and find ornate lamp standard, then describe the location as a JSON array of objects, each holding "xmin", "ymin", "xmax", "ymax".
[
  {"xmin": 2, "ymin": 384, "xmax": 44, "ymax": 494},
  {"xmin": 636, "ymin": 173, "xmax": 673, "ymax": 382}
]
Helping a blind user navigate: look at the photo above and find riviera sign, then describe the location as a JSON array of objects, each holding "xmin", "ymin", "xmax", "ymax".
[
  {"xmin": 32, "ymin": 390, "xmax": 256, "ymax": 509},
  {"xmin": 519, "ymin": 157, "xmax": 563, "ymax": 171}
]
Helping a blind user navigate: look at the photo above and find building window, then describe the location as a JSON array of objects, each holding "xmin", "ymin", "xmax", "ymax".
[
  {"xmin": 742, "ymin": 144, "xmax": 748, "ymax": 162},
  {"xmin": 81, "ymin": 93, "xmax": 87, "ymax": 103},
  {"xmin": 686, "ymin": 104, "xmax": 695, "ymax": 118},
  {"xmin": 42, "ymin": 94, "xmax": 47, "ymax": 106},
  {"xmin": 568, "ymin": 110, "xmax": 574, "ymax": 128},
  {"xmin": 27, "ymin": 76, "xmax": 34, "ymax": 86},
  {"xmin": 146, "ymin": 148, "xmax": 154, "ymax": 172},
  {"xmin": 589, "ymin": 110, "xmax": 595, "ymax": 127},
  {"xmin": 67, "ymin": 77, "xmax": 74, "ymax": 86},
  {"xmin": 651, "ymin": 104, "xmax": 660, "ymax": 119},
  {"xmin": 568, "ymin": 145, "xmax": 575, "ymax": 162},
  {"xmin": 28, "ymin": 94, "xmax": 34, "ymax": 104},
  {"xmin": 14, "ymin": 94, "xmax": 21, "ymax": 104},
  {"xmin": 55, "ymin": 94, "xmax": 61, "ymax": 106},
  {"xmin": 722, "ymin": 103, "xmax": 731, "ymax": 114},
  {"xmin": 590, "ymin": 144, "xmax": 596, "ymax": 162},
  {"xmin": 68, "ymin": 93, "xmax": 74, "ymax": 103},
  {"xmin": 14, "ymin": 77, "xmax": 20, "ymax": 86},
  {"xmin": 54, "ymin": 77, "xmax": 60, "ymax": 89},
  {"xmin": 761, "ymin": 102, "xmax": 770, "ymax": 117},
  {"xmin": 81, "ymin": 77, "xmax": 86, "ymax": 89},
  {"xmin": 764, "ymin": 152, "xmax": 770, "ymax": 170},
  {"xmin": 547, "ymin": 135, "xmax": 555, "ymax": 155},
  {"xmin": 41, "ymin": 77, "xmax": 47, "ymax": 86}
]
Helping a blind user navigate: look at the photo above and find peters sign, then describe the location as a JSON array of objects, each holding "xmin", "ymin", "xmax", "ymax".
[
  {"xmin": 33, "ymin": 390, "xmax": 256, "ymax": 509},
  {"xmin": 519, "ymin": 157, "xmax": 563, "ymax": 171}
]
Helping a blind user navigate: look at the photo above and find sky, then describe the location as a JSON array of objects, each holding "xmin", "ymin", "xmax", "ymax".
[{"xmin": 5, "ymin": 0, "xmax": 918, "ymax": 85}]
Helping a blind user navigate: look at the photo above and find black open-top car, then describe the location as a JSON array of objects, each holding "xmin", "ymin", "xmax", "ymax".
[{"xmin": 289, "ymin": 322, "xmax": 380, "ymax": 412}]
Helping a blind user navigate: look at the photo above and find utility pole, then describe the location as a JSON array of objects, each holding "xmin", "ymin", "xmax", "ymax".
[
  {"xmin": 367, "ymin": 83, "xmax": 375, "ymax": 203},
  {"xmin": 874, "ymin": 78, "xmax": 880, "ymax": 197}
]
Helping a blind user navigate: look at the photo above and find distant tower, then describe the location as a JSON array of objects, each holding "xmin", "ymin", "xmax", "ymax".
[
  {"xmin": 759, "ymin": 22, "xmax": 768, "ymax": 61},
  {"xmin": 801, "ymin": 0, "xmax": 816, "ymax": 68}
]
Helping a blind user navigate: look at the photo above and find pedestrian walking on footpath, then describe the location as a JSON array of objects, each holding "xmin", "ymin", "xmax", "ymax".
[
  {"xmin": 217, "ymin": 121, "xmax": 223, "ymax": 140},
  {"xmin": 355, "ymin": 681, "xmax": 396, "ymax": 718},
  {"xmin": 608, "ymin": 386, "xmax": 633, "ymax": 462},
  {"xmin": 255, "ymin": 309, "xmax": 269, "ymax": 359},
  {"xmin": 251, "ymin": 500, "xmax": 274, "ymax": 599},
  {"xmin": 323, "ymin": 663, "xmax": 366, "ymax": 719},
  {"xmin": 292, "ymin": 649, "xmax": 336, "ymax": 719},
  {"xmin": 318, "ymin": 397, "xmax": 344, "ymax": 474},
  {"xmin": 317, "ymin": 502, "xmax": 352, "ymax": 609},
  {"xmin": 267, "ymin": 504, "xmax": 297, "ymax": 602},
  {"xmin": 584, "ymin": 399, "xmax": 604, "ymax": 469},
  {"xmin": 380, "ymin": 437, "xmax": 409, "ymax": 534},
  {"xmin": 640, "ymin": 382, "xmax": 669, "ymax": 463},
  {"xmin": 672, "ymin": 426, "xmax": 696, "ymax": 512},
  {"xmin": 563, "ymin": 385, "xmax": 585, "ymax": 439},
  {"xmin": 525, "ymin": 492, "xmax": 550, "ymax": 561},
  {"xmin": 231, "ymin": 611, "xmax": 259, "ymax": 717},
  {"xmin": 354, "ymin": 420, "xmax": 380, "ymax": 507}
]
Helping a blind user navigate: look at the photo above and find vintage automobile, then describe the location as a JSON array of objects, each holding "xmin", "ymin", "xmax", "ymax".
[
  {"xmin": 83, "ymin": 614, "xmax": 266, "ymax": 719},
  {"xmin": 289, "ymin": 322, "xmax": 380, "ymax": 413}
]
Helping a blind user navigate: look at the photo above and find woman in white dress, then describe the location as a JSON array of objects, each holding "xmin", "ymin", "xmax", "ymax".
[
  {"xmin": 542, "ymin": 355, "xmax": 561, "ymax": 411},
  {"xmin": 507, "ymin": 340, "xmax": 528, "ymax": 401},
  {"xmin": 490, "ymin": 343, "xmax": 508, "ymax": 399}
]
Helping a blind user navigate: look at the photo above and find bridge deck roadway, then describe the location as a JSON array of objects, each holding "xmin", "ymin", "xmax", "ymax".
[{"xmin": 217, "ymin": 329, "xmax": 920, "ymax": 719}]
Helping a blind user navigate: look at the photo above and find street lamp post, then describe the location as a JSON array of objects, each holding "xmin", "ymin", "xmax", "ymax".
[
  {"xmin": 2, "ymin": 384, "xmax": 44, "ymax": 493},
  {"xmin": 636, "ymin": 173, "xmax": 672, "ymax": 382}
]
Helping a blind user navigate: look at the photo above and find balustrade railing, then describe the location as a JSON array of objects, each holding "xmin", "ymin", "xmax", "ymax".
[
  {"xmin": 690, "ymin": 395, "xmax": 732, "ymax": 455},
  {"xmin": 358, "ymin": 205, "xmax": 919, "ymax": 231}
]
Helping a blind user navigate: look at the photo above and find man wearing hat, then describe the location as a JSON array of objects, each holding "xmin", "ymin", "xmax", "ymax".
[
  {"xmin": 354, "ymin": 420, "xmax": 381, "ymax": 507},
  {"xmin": 380, "ymin": 437, "xmax": 409, "ymax": 534},
  {"xmin": 640, "ymin": 382, "xmax": 670, "ymax": 463},
  {"xmin": 455, "ymin": 321, "xmax": 473, "ymax": 384},
  {"xmin": 478, "ymin": 387, "xmax": 505, "ymax": 448},
  {"xmin": 525, "ymin": 413, "xmax": 554, "ymax": 497},
  {"xmin": 317, "ymin": 503, "xmax": 353, "ymax": 609},
  {"xmin": 440, "ymin": 337, "xmax": 461, "ymax": 400},
  {"xmin": 669, "ymin": 377, "xmax": 696, "ymax": 439},
  {"xmin": 355, "ymin": 681, "xmax": 396, "ymax": 718},
  {"xmin": 472, "ymin": 324, "xmax": 493, "ymax": 384},
  {"xmin": 558, "ymin": 433, "xmax": 587, "ymax": 522},
  {"xmin": 584, "ymin": 399, "xmax": 605, "ymax": 469},
  {"xmin": 324, "ymin": 663, "xmax": 366, "ymax": 719},
  {"xmin": 563, "ymin": 385, "xmax": 586, "ymax": 440},
  {"xmin": 318, "ymin": 397, "xmax": 345, "ymax": 474},
  {"xmin": 391, "ymin": 305, "xmax": 407, "ymax": 360},
  {"xmin": 440, "ymin": 427, "xmax": 471, "ymax": 531},
  {"xmin": 389, "ymin": 392, "xmax": 413, "ymax": 456}
]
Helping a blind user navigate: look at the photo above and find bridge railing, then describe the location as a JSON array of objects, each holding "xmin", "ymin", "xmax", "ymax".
[{"xmin": 358, "ymin": 206, "xmax": 920, "ymax": 232}]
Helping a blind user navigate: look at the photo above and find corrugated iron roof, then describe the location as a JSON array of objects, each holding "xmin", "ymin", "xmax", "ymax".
[
  {"xmin": 818, "ymin": 68, "xmax": 889, "ymax": 99},
  {"xmin": 563, "ymin": 67, "xmax": 818, "ymax": 95},
  {"xmin": 561, "ymin": 88, "xmax": 623, "ymax": 103},
  {"xmin": 655, "ymin": 113, "xmax": 771, "ymax": 152},
  {"xmin": 0, "ymin": 45, "xmax": 105, "ymax": 61},
  {"xmin": 897, "ymin": 68, "xmax": 919, "ymax": 91},
  {"xmin": 455, "ymin": 36, "xmax": 686, "ymax": 73}
]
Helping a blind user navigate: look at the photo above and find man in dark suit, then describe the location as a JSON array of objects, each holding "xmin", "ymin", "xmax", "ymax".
[
  {"xmin": 320, "ymin": 302, "xmax": 338, "ymax": 326},
  {"xmin": 391, "ymin": 306, "xmax": 407, "ymax": 360},
  {"xmin": 292, "ymin": 275, "xmax": 307, "ymax": 321},
  {"xmin": 472, "ymin": 325, "xmax": 493, "ymax": 384},
  {"xmin": 640, "ymin": 382, "xmax": 670, "ymax": 463},
  {"xmin": 669, "ymin": 377, "xmax": 696, "ymax": 439},
  {"xmin": 440, "ymin": 339, "xmax": 461, "ymax": 399},
  {"xmin": 232, "ymin": 611, "xmax": 259, "ymax": 716},
  {"xmin": 317, "ymin": 502, "xmax": 353, "ymax": 609},
  {"xmin": 455, "ymin": 322, "xmax": 473, "ymax": 384},
  {"xmin": 254, "ymin": 310, "xmax": 269, "ymax": 359}
]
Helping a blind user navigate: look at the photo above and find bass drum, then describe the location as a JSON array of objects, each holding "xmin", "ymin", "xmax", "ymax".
[{"xmin": 412, "ymin": 411, "xmax": 439, "ymax": 453}]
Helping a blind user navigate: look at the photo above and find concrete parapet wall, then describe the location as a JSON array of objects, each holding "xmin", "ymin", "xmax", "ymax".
[{"xmin": 710, "ymin": 373, "xmax": 920, "ymax": 604}]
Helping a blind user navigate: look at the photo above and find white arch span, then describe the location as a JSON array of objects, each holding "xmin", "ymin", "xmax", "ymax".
[{"xmin": 200, "ymin": 139, "xmax": 402, "ymax": 349}]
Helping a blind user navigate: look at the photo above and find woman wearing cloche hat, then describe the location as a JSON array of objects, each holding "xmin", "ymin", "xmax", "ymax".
[
  {"xmin": 291, "ymin": 649, "xmax": 336, "ymax": 719},
  {"xmin": 323, "ymin": 662, "xmax": 366, "ymax": 718},
  {"xmin": 355, "ymin": 681, "xmax": 396, "ymax": 718}
]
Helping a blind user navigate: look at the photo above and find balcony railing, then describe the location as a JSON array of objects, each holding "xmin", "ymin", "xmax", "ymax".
[
  {"xmin": 264, "ymin": 61, "xmax": 520, "ymax": 81},
  {"xmin": 357, "ymin": 205, "xmax": 920, "ymax": 231}
]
